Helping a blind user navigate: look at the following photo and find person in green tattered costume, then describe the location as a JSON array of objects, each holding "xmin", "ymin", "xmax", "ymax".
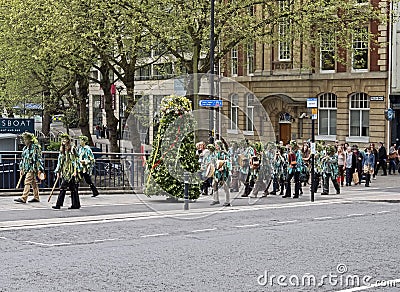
[
  {"xmin": 52, "ymin": 133, "xmax": 80, "ymax": 210},
  {"xmin": 78, "ymin": 135, "xmax": 99, "ymax": 197},
  {"xmin": 14, "ymin": 132, "xmax": 45, "ymax": 203}
]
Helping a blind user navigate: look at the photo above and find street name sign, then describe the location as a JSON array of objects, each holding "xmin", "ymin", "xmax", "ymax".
[
  {"xmin": 307, "ymin": 98, "xmax": 318, "ymax": 108},
  {"xmin": 199, "ymin": 100, "xmax": 223, "ymax": 107}
]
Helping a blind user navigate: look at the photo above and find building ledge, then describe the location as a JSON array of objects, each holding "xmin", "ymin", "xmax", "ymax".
[
  {"xmin": 346, "ymin": 136, "xmax": 370, "ymax": 144},
  {"xmin": 315, "ymin": 135, "xmax": 336, "ymax": 142}
]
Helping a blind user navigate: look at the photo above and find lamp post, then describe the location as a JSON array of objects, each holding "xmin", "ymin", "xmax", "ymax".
[
  {"xmin": 116, "ymin": 85, "xmax": 124, "ymax": 151},
  {"xmin": 209, "ymin": 0, "xmax": 215, "ymax": 140}
]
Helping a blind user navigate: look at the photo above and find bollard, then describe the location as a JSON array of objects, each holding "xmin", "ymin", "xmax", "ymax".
[{"xmin": 184, "ymin": 172, "xmax": 189, "ymax": 210}]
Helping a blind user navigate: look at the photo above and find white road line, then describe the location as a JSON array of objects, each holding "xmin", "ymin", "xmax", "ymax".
[
  {"xmin": 376, "ymin": 211, "xmax": 390, "ymax": 214},
  {"xmin": 0, "ymin": 236, "xmax": 7, "ymax": 239},
  {"xmin": 140, "ymin": 233, "xmax": 169, "ymax": 238},
  {"xmin": 234, "ymin": 224, "xmax": 260, "ymax": 228},
  {"xmin": 336, "ymin": 278, "xmax": 400, "ymax": 291},
  {"xmin": 93, "ymin": 238, "xmax": 119, "ymax": 242},
  {"xmin": 24, "ymin": 241, "xmax": 53, "ymax": 246},
  {"xmin": 190, "ymin": 228, "xmax": 217, "ymax": 233},
  {"xmin": 50, "ymin": 242, "xmax": 72, "ymax": 246},
  {"xmin": 347, "ymin": 214, "xmax": 365, "ymax": 217},
  {"xmin": 276, "ymin": 220, "xmax": 298, "ymax": 224},
  {"xmin": 0, "ymin": 199, "xmax": 352, "ymax": 231},
  {"xmin": 313, "ymin": 217, "xmax": 333, "ymax": 220}
]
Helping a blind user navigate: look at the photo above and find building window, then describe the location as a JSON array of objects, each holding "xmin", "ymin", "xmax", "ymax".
[
  {"xmin": 352, "ymin": 27, "xmax": 368, "ymax": 70},
  {"xmin": 230, "ymin": 94, "xmax": 239, "ymax": 130},
  {"xmin": 247, "ymin": 43, "xmax": 255, "ymax": 75},
  {"xmin": 246, "ymin": 93, "xmax": 255, "ymax": 131},
  {"xmin": 231, "ymin": 47, "xmax": 238, "ymax": 76},
  {"xmin": 318, "ymin": 93, "xmax": 337, "ymax": 135},
  {"xmin": 320, "ymin": 32, "xmax": 335, "ymax": 71},
  {"xmin": 278, "ymin": 0, "xmax": 291, "ymax": 61},
  {"xmin": 349, "ymin": 92, "xmax": 369, "ymax": 137}
]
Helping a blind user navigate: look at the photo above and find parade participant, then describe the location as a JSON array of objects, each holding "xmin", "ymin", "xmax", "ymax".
[
  {"xmin": 353, "ymin": 145, "xmax": 363, "ymax": 184},
  {"xmin": 321, "ymin": 145, "xmax": 340, "ymax": 195},
  {"xmin": 388, "ymin": 143, "xmax": 398, "ymax": 175},
  {"xmin": 241, "ymin": 139, "xmax": 256, "ymax": 198},
  {"xmin": 228, "ymin": 142, "xmax": 240, "ymax": 193},
  {"xmin": 270, "ymin": 146, "xmax": 287, "ymax": 196},
  {"xmin": 78, "ymin": 135, "xmax": 99, "ymax": 197},
  {"xmin": 197, "ymin": 141, "xmax": 211, "ymax": 196},
  {"xmin": 311, "ymin": 142, "xmax": 324, "ymax": 193},
  {"xmin": 337, "ymin": 145, "xmax": 346, "ymax": 187},
  {"xmin": 362, "ymin": 147, "xmax": 375, "ymax": 187},
  {"xmin": 283, "ymin": 141, "xmax": 303, "ymax": 198},
  {"xmin": 375, "ymin": 142, "xmax": 387, "ymax": 176},
  {"xmin": 210, "ymin": 140, "xmax": 231, "ymax": 206},
  {"xmin": 52, "ymin": 133, "xmax": 80, "ymax": 210},
  {"xmin": 14, "ymin": 132, "xmax": 45, "ymax": 203},
  {"xmin": 248, "ymin": 142, "xmax": 267, "ymax": 198}
]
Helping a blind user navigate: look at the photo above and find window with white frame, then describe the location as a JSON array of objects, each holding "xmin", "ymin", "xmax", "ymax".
[
  {"xmin": 349, "ymin": 92, "xmax": 369, "ymax": 137},
  {"xmin": 230, "ymin": 94, "xmax": 239, "ymax": 130},
  {"xmin": 231, "ymin": 47, "xmax": 238, "ymax": 76},
  {"xmin": 247, "ymin": 43, "xmax": 254, "ymax": 75},
  {"xmin": 352, "ymin": 27, "xmax": 368, "ymax": 70},
  {"xmin": 246, "ymin": 93, "xmax": 255, "ymax": 132},
  {"xmin": 320, "ymin": 32, "xmax": 335, "ymax": 71},
  {"xmin": 318, "ymin": 93, "xmax": 337, "ymax": 135},
  {"xmin": 278, "ymin": 0, "xmax": 291, "ymax": 61}
]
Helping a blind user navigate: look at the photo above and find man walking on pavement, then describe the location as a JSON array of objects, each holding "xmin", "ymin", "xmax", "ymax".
[
  {"xmin": 14, "ymin": 132, "xmax": 45, "ymax": 203},
  {"xmin": 78, "ymin": 135, "xmax": 99, "ymax": 197},
  {"xmin": 375, "ymin": 142, "xmax": 387, "ymax": 176}
]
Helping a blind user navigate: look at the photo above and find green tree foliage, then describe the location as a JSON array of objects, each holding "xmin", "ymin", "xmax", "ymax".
[{"xmin": 145, "ymin": 95, "xmax": 200, "ymax": 199}]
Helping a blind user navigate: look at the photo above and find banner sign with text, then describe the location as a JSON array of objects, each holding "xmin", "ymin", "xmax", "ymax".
[{"xmin": 0, "ymin": 118, "xmax": 34, "ymax": 134}]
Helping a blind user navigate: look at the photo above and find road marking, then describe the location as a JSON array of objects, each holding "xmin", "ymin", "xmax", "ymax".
[
  {"xmin": 347, "ymin": 214, "xmax": 365, "ymax": 217},
  {"xmin": 24, "ymin": 240, "xmax": 71, "ymax": 247},
  {"xmin": 376, "ymin": 211, "xmax": 390, "ymax": 214},
  {"xmin": 0, "ymin": 236, "xmax": 6, "ymax": 239},
  {"xmin": 191, "ymin": 228, "xmax": 217, "ymax": 233},
  {"xmin": 140, "ymin": 233, "xmax": 169, "ymax": 238},
  {"xmin": 313, "ymin": 217, "xmax": 333, "ymax": 220},
  {"xmin": 93, "ymin": 238, "xmax": 119, "ymax": 242},
  {"xmin": 234, "ymin": 224, "xmax": 260, "ymax": 228},
  {"xmin": 336, "ymin": 278, "xmax": 400, "ymax": 291},
  {"xmin": 276, "ymin": 220, "xmax": 298, "ymax": 224},
  {"xmin": 0, "ymin": 199, "xmax": 353, "ymax": 231}
]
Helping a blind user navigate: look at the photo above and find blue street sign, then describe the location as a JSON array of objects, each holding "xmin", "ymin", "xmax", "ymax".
[{"xmin": 199, "ymin": 100, "xmax": 223, "ymax": 107}]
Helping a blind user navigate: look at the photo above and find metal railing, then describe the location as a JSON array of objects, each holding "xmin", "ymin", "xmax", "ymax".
[{"xmin": 0, "ymin": 151, "xmax": 148, "ymax": 192}]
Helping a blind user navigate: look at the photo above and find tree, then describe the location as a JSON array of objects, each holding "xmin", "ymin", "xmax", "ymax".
[{"xmin": 145, "ymin": 95, "xmax": 200, "ymax": 199}]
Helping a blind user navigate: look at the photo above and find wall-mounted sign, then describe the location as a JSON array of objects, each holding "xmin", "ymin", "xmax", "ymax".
[
  {"xmin": 370, "ymin": 96, "xmax": 384, "ymax": 101},
  {"xmin": 199, "ymin": 100, "xmax": 223, "ymax": 107},
  {"xmin": 0, "ymin": 118, "xmax": 34, "ymax": 134},
  {"xmin": 307, "ymin": 98, "xmax": 318, "ymax": 108}
]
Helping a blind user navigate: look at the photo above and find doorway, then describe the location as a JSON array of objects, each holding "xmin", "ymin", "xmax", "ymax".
[{"xmin": 279, "ymin": 123, "xmax": 291, "ymax": 145}]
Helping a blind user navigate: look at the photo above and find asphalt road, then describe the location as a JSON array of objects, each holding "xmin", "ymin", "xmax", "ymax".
[{"xmin": 1, "ymin": 177, "xmax": 400, "ymax": 292}]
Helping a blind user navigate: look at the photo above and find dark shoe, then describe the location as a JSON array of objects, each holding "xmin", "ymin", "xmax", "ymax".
[
  {"xmin": 14, "ymin": 198, "xmax": 26, "ymax": 203},
  {"xmin": 210, "ymin": 201, "xmax": 220, "ymax": 206},
  {"xmin": 91, "ymin": 194, "xmax": 99, "ymax": 197},
  {"xmin": 292, "ymin": 196, "xmax": 299, "ymax": 199},
  {"xmin": 222, "ymin": 202, "xmax": 231, "ymax": 207},
  {"xmin": 321, "ymin": 192, "xmax": 329, "ymax": 196},
  {"xmin": 270, "ymin": 192, "xmax": 277, "ymax": 196},
  {"xmin": 282, "ymin": 195, "xmax": 291, "ymax": 198},
  {"xmin": 241, "ymin": 194, "xmax": 249, "ymax": 197},
  {"xmin": 365, "ymin": 184, "xmax": 370, "ymax": 187},
  {"xmin": 336, "ymin": 191, "xmax": 340, "ymax": 195},
  {"xmin": 28, "ymin": 198, "xmax": 40, "ymax": 203},
  {"xmin": 52, "ymin": 205, "xmax": 60, "ymax": 209},
  {"xmin": 68, "ymin": 206, "xmax": 80, "ymax": 209}
]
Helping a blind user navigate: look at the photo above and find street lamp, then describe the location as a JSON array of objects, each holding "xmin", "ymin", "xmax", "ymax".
[
  {"xmin": 209, "ymin": 0, "xmax": 215, "ymax": 140},
  {"xmin": 116, "ymin": 85, "xmax": 124, "ymax": 151}
]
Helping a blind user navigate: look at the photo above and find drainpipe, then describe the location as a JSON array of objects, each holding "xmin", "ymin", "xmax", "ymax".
[{"xmin": 387, "ymin": 0, "xmax": 393, "ymax": 147}]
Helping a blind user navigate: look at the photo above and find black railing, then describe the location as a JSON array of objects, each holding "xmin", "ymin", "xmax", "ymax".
[{"xmin": 0, "ymin": 151, "xmax": 147, "ymax": 192}]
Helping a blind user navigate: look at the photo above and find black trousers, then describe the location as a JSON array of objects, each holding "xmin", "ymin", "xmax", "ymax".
[
  {"xmin": 322, "ymin": 174, "xmax": 340, "ymax": 194},
  {"xmin": 285, "ymin": 170, "xmax": 301, "ymax": 197},
  {"xmin": 81, "ymin": 172, "xmax": 99, "ymax": 196},
  {"xmin": 56, "ymin": 177, "xmax": 80, "ymax": 209},
  {"xmin": 375, "ymin": 159, "xmax": 387, "ymax": 175},
  {"xmin": 272, "ymin": 175, "xmax": 285, "ymax": 195}
]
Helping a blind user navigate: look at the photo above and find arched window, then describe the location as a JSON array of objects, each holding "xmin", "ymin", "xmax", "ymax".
[
  {"xmin": 318, "ymin": 93, "xmax": 337, "ymax": 136},
  {"xmin": 349, "ymin": 92, "xmax": 369, "ymax": 137},
  {"xmin": 246, "ymin": 93, "xmax": 255, "ymax": 132},
  {"xmin": 230, "ymin": 94, "xmax": 239, "ymax": 130}
]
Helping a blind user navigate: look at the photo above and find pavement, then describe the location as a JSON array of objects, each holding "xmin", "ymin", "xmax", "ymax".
[{"xmin": 0, "ymin": 174, "xmax": 399, "ymax": 292}]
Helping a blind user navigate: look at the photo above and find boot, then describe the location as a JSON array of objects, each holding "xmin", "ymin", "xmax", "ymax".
[{"xmin": 90, "ymin": 184, "xmax": 99, "ymax": 197}]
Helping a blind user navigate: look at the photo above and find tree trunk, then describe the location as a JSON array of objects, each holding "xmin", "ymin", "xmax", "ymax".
[
  {"xmin": 41, "ymin": 90, "xmax": 51, "ymax": 137},
  {"xmin": 99, "ymin": 63, "xmax": 119, "ymax": 153},
  {"xmin": 76, "ymin": 74, "xmax": 94, "ymax": 146}
]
